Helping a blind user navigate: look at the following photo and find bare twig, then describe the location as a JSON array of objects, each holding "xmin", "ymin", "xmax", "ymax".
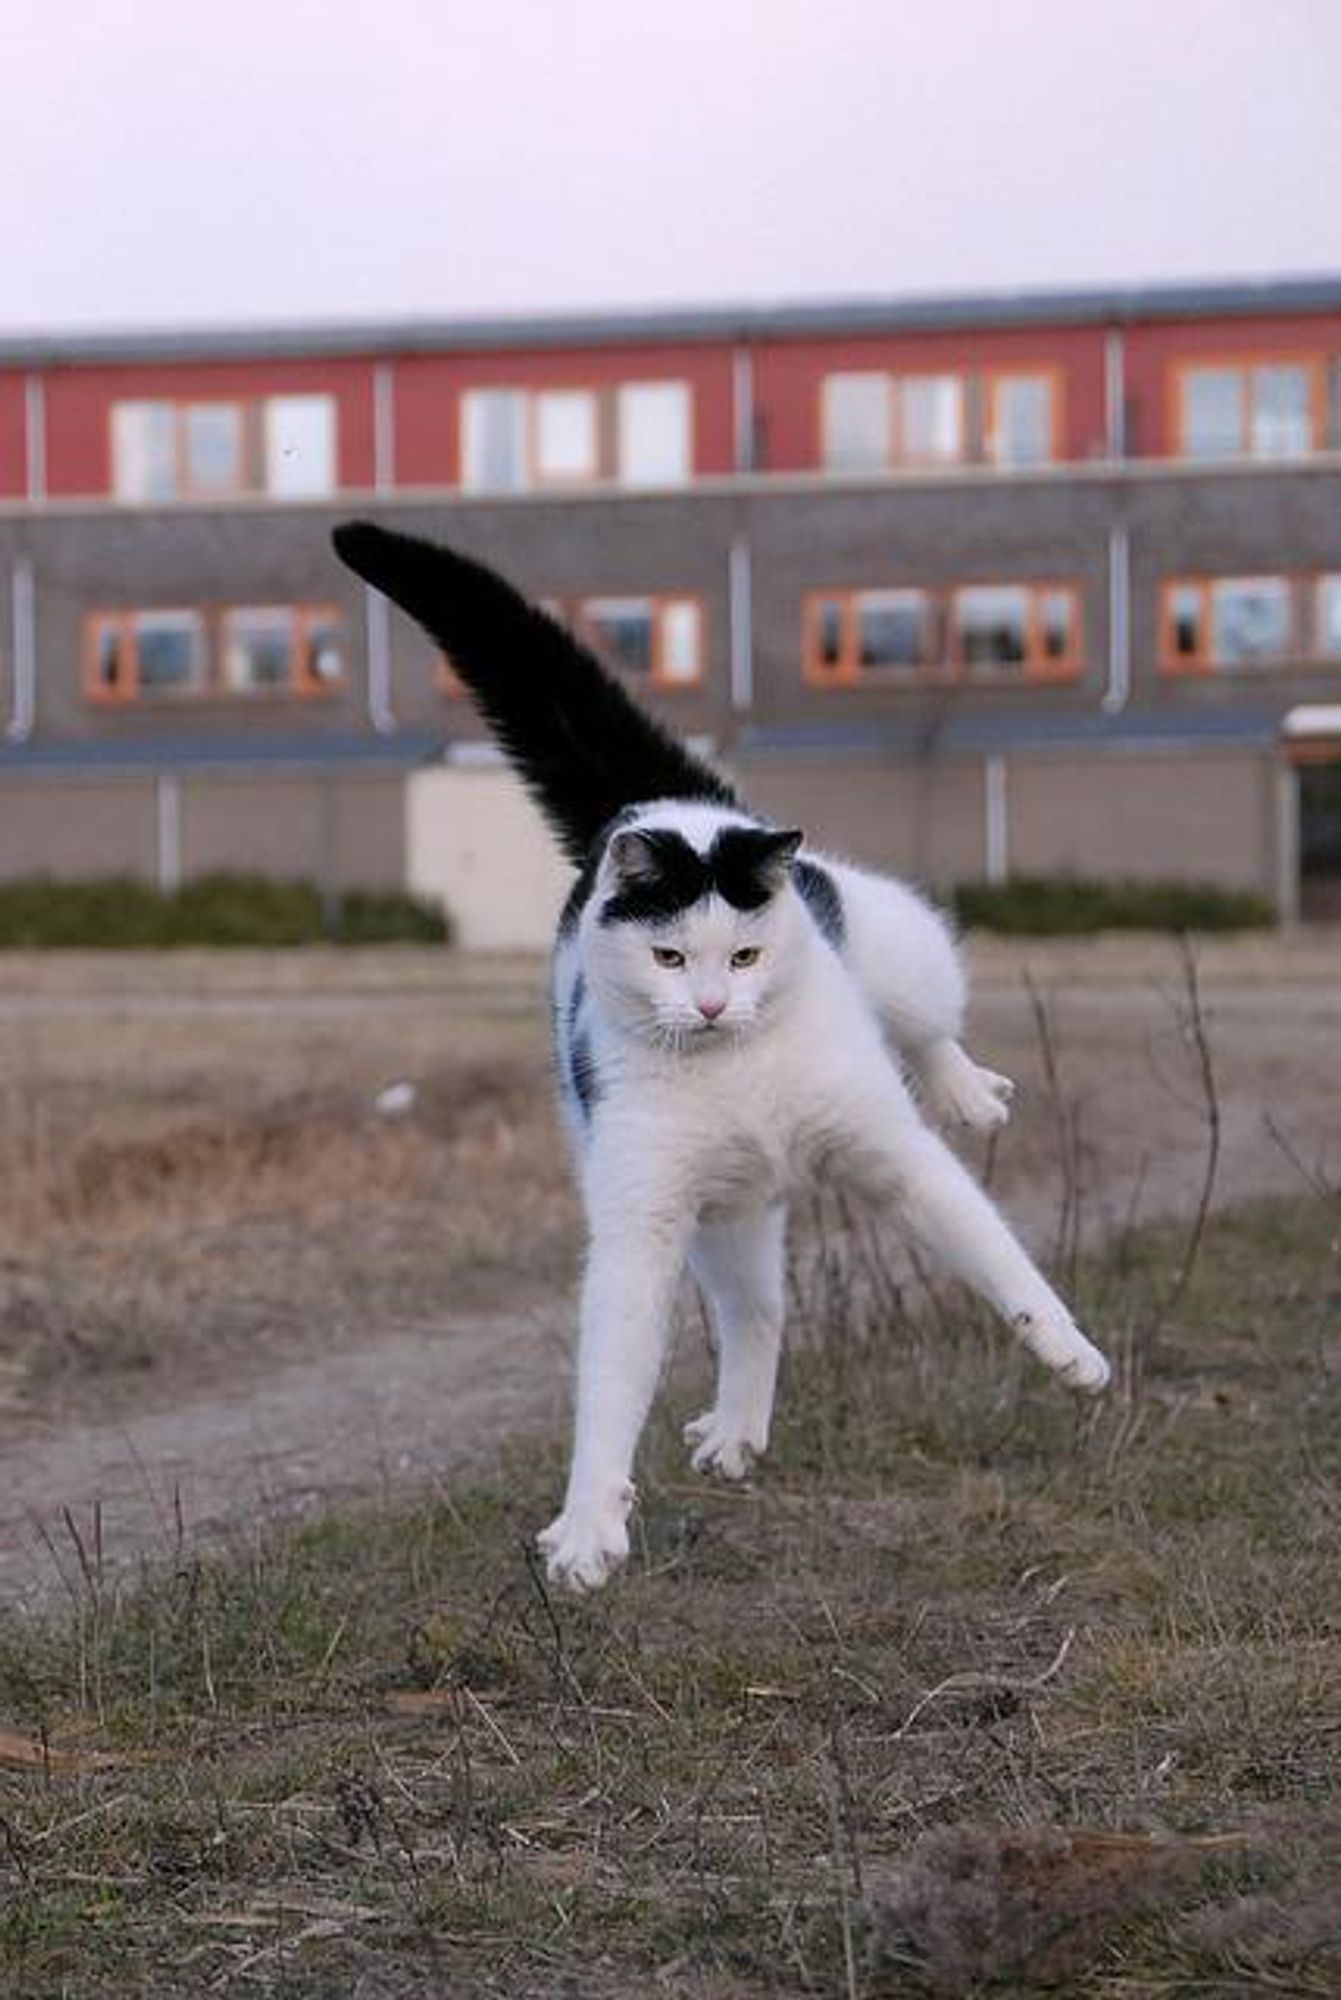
[
  {"xmin": 1024, "ymin": 974, "xmax": 1084, "ymax": 1290},
  {"xmin": 892, "ymin": 1626, "xmax": 1077, "ymax": 1739},
  {"xmin": 1159, "ymin": 939, "xmax": 1222, "ymax": 1319}
]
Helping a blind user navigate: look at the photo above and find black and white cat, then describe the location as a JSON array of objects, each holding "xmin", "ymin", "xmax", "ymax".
[{"xmin": 333, "ymin": 523, "xmax": 1110, "ymax": 1590}]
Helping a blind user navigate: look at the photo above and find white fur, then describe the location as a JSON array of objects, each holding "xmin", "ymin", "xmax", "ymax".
[{"xmin": 538, "ymin": 801, "xmax": 1110, "ymax": 1591}]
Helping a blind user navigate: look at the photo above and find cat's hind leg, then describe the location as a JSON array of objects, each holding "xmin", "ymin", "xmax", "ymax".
[
  {"xmin": 844, "ymin": 1087, "xmax": 1109, "ymax": 1389},
  {"xmin": 684, "ymin": 1203, "xmax": 787, "ymax": 1479}
]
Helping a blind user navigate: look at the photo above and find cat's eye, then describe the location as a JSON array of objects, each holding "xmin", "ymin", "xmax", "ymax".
[
  {"xmin": 652, "ymin": 946, "xmax": 686, "ymax": 968},
  {"xmin": 730, "ymin": 947, "xmax": 761, "ymax": 969}
]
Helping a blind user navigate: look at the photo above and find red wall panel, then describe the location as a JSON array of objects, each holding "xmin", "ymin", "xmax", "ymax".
[
  {"xmin": 393, "ymin": 341, "xmax": 736, "ymax": 486},
  {"xmin": 42, "ymin": 356, "xmax": 378, "ymax": 497},
  {"xmin": 0, "ymin": 372, "xmax": 27, "ymax": 498}
]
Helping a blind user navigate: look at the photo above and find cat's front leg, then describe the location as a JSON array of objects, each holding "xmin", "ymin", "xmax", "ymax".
[{"xmin": 540, "ymin": 1166, "xmax": 694, "ymax": 1591}]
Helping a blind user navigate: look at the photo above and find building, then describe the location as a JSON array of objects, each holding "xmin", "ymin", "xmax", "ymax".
[{"xmin": 3, "ymin": 276, "xmax": 1341, "ymax": 941}]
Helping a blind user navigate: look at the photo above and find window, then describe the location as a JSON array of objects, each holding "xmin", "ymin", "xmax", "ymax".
[
  {"xmin": 1250, "ymin": 365, "xmax": 1312, "ymax": 457},
  {"xmin": 953, "ymin": 586, "xmax": 1030, "ymax": 668},
  {"xmin": 113, "ymin": 402, "xmax": 186, "ymax": 501},
  {"xmin": 444, "ymin": 594, "xmax": 704, "ymax": 694},
  {"xmin": 1213, "ymin": 579, "xmax": 1293, "ymax": 665},
  {"xmin": 1176, "ymin": 361, "xmax": 1319, "ymax": 459},
  {"xmin": 856, "ymin": 591, "xmax": 936, "ymax": 672},
  {"xmin": 579, "ymin": 596, "xmax": 703, "ymax": 687},
  {"xmin": 85, "ymin": 606, "xmax": 343, "ymax": 702},
  {"xmin": 986, "ymin": 373, "xmax": 1055, "ymax": 466},
  {"xmin": 1160, "ymin": 576, "xmax": 1296, "ymax": 672},
  {"xmin": 110, "ymin": 395, "xmax": 337, "ymax": 499},
  {"xmin": 184, "ymin": 403, "xmax": 245, "ymax": 495},
  {"xmin": 222, "ymin": 607, "xmax": 345, "ymax": 692},
  {"xmin": 1316, "ymin": 576, "xmax": 1341, "ymax": 659},
  {"xmin": 86, "ymin": 610, "xmax": 206, "ymax": 699},
  {"xmin": 263, "ymin": 396, "xmax": 336, "ymax": 497},
  {"xmin": 900, "ymin": 375, "xmax": 965, "ymax": 464},
  {"xmin": 617, "ymin": 381, "xmax": 691, "ymax": 485},
  {"xmin": 535, "ymin": 390, "xmax": 599, "ymax": 483},
  {"xmin": 821, "ymin": 373, "xmax": 893, "ymax": 472},
  {"xmin": 462, "ymin": 389, "xmax": 528, "ymax": 492},
  {"xmin": 1180, "ymin": 368, "xmax": 1241, "ymax": 459},
  {"xmin": 806, "ymin": 581, "xmax": 1080, "ymax": 684},
  {"xmin": 461, "ymin": 380, "xmax": 693, "ymax": 490},
  {"xmin": 820, "ymin": 366, "xmax": 1054, "ymax": 470}
]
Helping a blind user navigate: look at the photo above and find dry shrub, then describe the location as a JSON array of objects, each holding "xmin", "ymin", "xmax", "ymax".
[{"xmin": 864, "ymin": 1823, "xmax": 1229, "ymax": 1994}]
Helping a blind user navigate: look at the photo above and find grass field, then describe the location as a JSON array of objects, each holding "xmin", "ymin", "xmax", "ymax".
[{"xmin": 0, "ymin": 945, "xmax": 1338, "ymax": 1996}]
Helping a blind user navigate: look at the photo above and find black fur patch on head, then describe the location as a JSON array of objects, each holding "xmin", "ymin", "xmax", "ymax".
[
  {"xmin": 794, "ymin": 858, "xmax": 846, "ymax": 947},
  {"xmin": 598, "ymin": 825, "xmax": 803, "ymax": 927}
]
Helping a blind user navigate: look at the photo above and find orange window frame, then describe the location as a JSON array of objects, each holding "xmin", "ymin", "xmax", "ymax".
[
  {"xmin": 220, "ymin": 604, "xmax": 346, "ymax": 697},
  {"xmin": 441, "ymin": 594, "xmax": 707, "ymax": 696},
  {"xmin": 806, "ymin": 582, "xmax": 1083, "ymax": 687},
  {"xmin": 1157, "ymin": 575, "xmax": 1297, "ymax": 674},
  {"xmin": 803, "ymin": 591, "xmax": 859, "ymax": 683},
  {"xmin": 84, "ymin": 604, "xmax": 344, "ymax": 704},
  {"xmin": 949, "ymin": 581, "xmax": 1082, "ymax": 680},
  {"xmin": 83, "ymin": 608, "xmax": 207, "ymax": 703},
  {"xmin": 459, "ymin": 385, "xmax": 607, "ymax": 490},
  {"xmin": 1170, "ymin": 355, "xmax": 1326, "ymax": 458},
  {"xmin": 577, "ymin": 594, "xmax": 705, "ymax": 689}
]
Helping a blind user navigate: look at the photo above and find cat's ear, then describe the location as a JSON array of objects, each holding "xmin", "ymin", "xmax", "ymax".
[
  {"xmin": 758, "ymin": 828, "xmax": 804, "ymax": 885},
  {"xmin": 729, "ymin": 827, "xmax": 803, "ymax": 892},
  {"xmin": 605, "ymin": 828, "xmax": 665, "ymax": 886}
]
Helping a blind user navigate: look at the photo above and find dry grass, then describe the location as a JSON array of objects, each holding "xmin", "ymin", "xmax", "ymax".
[
  {"xmin": 0, "ymin": 943, "xmax": 1338, "ymax": 1996},
  {"xmin": 0, "ymin": 1188, "xmax": 1337, "ymax": 1997},
  {"xmin": 0, "ymin": 954, "xmax": 574, "ymax": 1396}
]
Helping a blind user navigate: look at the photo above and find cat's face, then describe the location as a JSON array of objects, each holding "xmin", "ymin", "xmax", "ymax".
[{"xmin": 584, "ymin": 820, "xmax": 804, "ymax": 1044}]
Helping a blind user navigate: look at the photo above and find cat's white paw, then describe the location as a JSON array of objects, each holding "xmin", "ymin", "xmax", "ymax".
[
  {"xmin": 537, "ymin": 1485, "xmax": 633, "ymax": 1592},
  {"xmin": 684, "ymin": 1410, "xmax": 761, "ymax": 1480},
  {"xmin": 937, "ymin": 1061, "xmax": 1015, "ymax": 1132},
  {"xmin": 1012, "ymin": 1307, "xmax": 1111, "ymax": 1394},
  {"xmin": 1059, "ymin": 1341, "xmax": 1112, "ymax": 1393}
]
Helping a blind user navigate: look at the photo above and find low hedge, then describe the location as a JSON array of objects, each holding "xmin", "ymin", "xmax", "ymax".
[
  {"xmin": 0, "ymin": 874, "xmax": 450, "ymax": 948},
  {"xmin": 951, "ymin": 875, "xmax": 1274, "ymax": 936}
]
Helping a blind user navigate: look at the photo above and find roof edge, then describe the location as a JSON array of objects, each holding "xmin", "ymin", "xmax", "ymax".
[{"xmin": 5, "ymin": 274, "xmax": 1341, "ymax": 369}]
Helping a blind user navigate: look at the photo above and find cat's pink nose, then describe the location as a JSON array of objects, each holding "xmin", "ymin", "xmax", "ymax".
[{"xmin": 697, "ymin": 995, "xmax": 727, "ymax": 1021}]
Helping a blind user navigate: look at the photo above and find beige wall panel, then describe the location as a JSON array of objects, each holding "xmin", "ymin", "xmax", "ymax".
[
  {"xmin": 0, "ymin": 777, "xmax": 157, "ymax": 878},
  {"xmin": 408, "ymin": 765, "xmax": 569, "ymax": 949},
  {"xmin": 741, "ymin": 756, "xmax": 986, "ymax": 888},
  {"xmin": 180, "ymin": 773, "xmax": 405, "ymax": 887},
  {"xmin": 1007, "ymin": 751, "xmax": 1273, "ymax": 891}
]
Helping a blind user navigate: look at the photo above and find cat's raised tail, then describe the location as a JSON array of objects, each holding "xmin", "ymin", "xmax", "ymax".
[{"xmin": 332, "ymin": 521, "xmax": 739, "ymax": 865}]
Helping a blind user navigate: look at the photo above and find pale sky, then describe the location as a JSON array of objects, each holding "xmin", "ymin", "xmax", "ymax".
[{"xmin": 5, "ymin": 0, "xmax": 1340, "ymax": 335}]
